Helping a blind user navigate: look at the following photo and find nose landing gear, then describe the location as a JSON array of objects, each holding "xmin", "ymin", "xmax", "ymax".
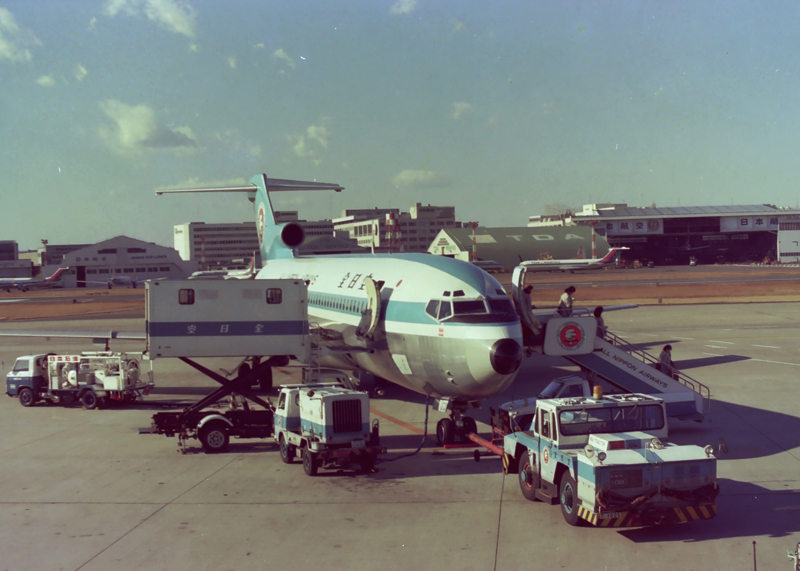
[{"xmin": 435, "ymin": 400, "xmax": 479, "ymax": 446}]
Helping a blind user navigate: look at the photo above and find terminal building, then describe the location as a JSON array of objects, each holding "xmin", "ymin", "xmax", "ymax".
[
  {"xmin": 529, "ymin": 203, "xmax": 800, "ymax": 265},
  {"xmin": 333, "ymin": 204, "xmax": 459, "ymax": 253},
  {"xmin": 174, "ymin": 215, "xmax": 339, "ymax": 269}
]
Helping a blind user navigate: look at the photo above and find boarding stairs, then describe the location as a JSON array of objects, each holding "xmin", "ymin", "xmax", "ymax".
[{"xmin": 562, "ymin": 329, "xmax": 710, "ymax": 421}]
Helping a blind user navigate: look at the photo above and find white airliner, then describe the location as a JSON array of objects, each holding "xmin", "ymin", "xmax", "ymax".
[
  {"xmin": 157, "ymin": 174, "xmax": 525, "ymax": 444},
  {"xmin": 0, "ymin": 267, "xmax": 68, "ymax": 292},
  {"xmin": 519, "ymin": 246, "xmax": 627, "ymax": 271},
  {"xmin": 188, "ymin": 255, "xmax": 256, "ymax": 280}
]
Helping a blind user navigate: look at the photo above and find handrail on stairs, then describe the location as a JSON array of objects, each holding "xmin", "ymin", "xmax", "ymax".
[{"xmin": 602, "ymin": 330, "xmax": 711, "ymax": 409}]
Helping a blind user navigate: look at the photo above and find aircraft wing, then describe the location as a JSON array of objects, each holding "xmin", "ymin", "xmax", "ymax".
[{"xmin": 0, "ymin": 330, "xmax": 145, "ymax": 340}]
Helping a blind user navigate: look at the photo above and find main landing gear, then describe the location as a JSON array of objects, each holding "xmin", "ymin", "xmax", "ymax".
[{"xmin": 435, "ymin": 401, "xmax": 478, "ymax": 446}]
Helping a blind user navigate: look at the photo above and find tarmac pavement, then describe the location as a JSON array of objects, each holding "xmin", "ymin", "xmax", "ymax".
[{"xmin": 1, "ymin": 303, "xmax": 799, "ymax": 570}]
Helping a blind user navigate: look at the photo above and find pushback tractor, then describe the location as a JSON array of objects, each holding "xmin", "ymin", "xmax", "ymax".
[{"xmin": 472, "ymin": 386, "xmax": 720, "ymax": 527}]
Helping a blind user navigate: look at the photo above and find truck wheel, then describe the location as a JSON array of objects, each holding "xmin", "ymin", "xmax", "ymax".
[
  {"xmin": 199, "ymin": 422, "xmax": 230, "ymax": 453},
  {"xmin": 436, "ymin": 418, "xmax": 455, "ymax": 446},
  {"xmin": 18, "ymin": 387, "xmax": 35, "ymax": 408},
  {"xmin": 518, "ymin": 454, "xmax": 540, "ymax": 502},
  {"xmin": 82, "ymin": 391, "xmax": 98, "ymax": 410},
  {"xmin": 359, "ymin": 454, "xmax": 376, "ymax": 473},
  {"xmin": 279, "ymin": 434, "xmax": 295, "ymax": 464},
  {"xmin": 559, "ymin": 473, "xmax": 581, "ymax": 526},
  {"xmin": 302, "ymin": 447, "xmax": 318, "ymax": 476},
  {"xmin": 259, "ymin": 367, "xmax": 273, "ymax": 392}
]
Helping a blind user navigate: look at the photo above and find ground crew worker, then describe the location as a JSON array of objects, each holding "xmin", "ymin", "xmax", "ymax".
[{"xmin": 557, "ymin": 286, "xmax": 576, "ymax": 317}]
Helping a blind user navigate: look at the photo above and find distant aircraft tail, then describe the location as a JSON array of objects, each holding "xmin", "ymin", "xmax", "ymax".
[
  {"xmin": 575, "ymin": 247, "xmax": 585, "ymax": 259},
  {"xmin": 46, "ymin": 267, "xmax": 68, "ymax": 282}
]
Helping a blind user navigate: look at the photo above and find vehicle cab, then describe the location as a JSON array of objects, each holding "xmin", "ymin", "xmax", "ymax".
[{"xmin": 6, "ymin": 354, "xmax": 48, "ymax": 398}]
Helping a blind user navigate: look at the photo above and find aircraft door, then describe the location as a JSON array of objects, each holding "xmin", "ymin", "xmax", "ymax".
[
  {"xmin": 357, "ymin": 277, "xmax": 382, "ymax": 339},
  {"xmin": 538, "ymin": 409, "xmax": 558, "ymax": 484},
  {"xmin": 511, "ymin": 265, "xmax": 541, "ymax": 335}
]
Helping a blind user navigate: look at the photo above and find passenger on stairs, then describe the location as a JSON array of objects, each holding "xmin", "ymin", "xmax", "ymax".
[
  {"xmin": 658, "ymin": 344, "xmax": 678, "ymax": 379},
  {"xmin": 557, "ymin": 286, "xmax": 576, "ymax": 317},
  {"xmin": 594, "ymin": 306, "xmax": 607, "ymax": 339}
]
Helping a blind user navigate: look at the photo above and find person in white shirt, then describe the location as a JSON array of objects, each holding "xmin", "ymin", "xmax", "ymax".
[{"xmin": 557, "ymin": 286, "xmax": 576, "ymax": 317}]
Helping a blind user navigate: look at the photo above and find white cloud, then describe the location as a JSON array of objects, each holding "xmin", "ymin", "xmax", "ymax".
[
  {"xmin": 452, "ymin": 101, "xmax": 474, "ymax": 120},
  {"xmin": 391, "ymin": 0, "xmax": 417, "ymax": 15},
  {"xmin": 0, "ymin": 7, "xmax": 42, "ymax": 63},
  {"xmin": 273, "ymin": 48, "xmax": 295, "ymax": 69},
  {"xmin": 306, "ymin": 124, "xmax": 330, "ymax": 148},
  {"xmin": 392, "ymin": 169, "xmax": 452, "ymax": 189},
  {"xmin": 452, "ymin": 20, "xmax": 465, "ymax": 33},
  {"xmin": 103, "ymin": 0, "xmax": 197, "ymax": 38},
  {"xmin": 97, "ymin": 99, "xmax": 198, "ymax": 156},
  {"xmin": 75, "ymin": 64, "xmax": 88, "ymax": 81},
  {"xmin": 36, "ymin": 75, "xmax": 56, "ymax": 87},
  {"xmin": 288, "ymin": 122, "xmax": 332, "ymax": 164},
  {"xmin": 228, "ymin": 56, "xmax": 236, "ymax": 69}
]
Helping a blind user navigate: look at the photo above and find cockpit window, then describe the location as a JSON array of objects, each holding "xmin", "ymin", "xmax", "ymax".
[
  {"xmin": 453, "ymin": 300, "xmax": 487, "ymax": 315},
  {"xmin": 488, "ymin": 298, "xmax": 515, "ymax": 315},
  {"xmin": 425, "ymin": 300, "xmax": 439, "ymax": 319},
  {"xmin": 438, "ymin": 301, "xmax": 452, "ymax": 319}
]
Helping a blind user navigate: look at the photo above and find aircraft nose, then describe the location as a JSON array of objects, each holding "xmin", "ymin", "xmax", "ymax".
[{"xmin": 490, "ymin": 338, "xmax": 522, "ymax": 375}]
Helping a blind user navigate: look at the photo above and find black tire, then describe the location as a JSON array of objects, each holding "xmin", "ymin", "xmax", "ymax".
[
  {"xmin": 436, "ymin": 418, "xmax": 455, "ymax": 446},
  {"xmin": 81, "ymin": 391, "xmax": 98, "ymax": 410},
  {"xmin": 302, "ymin": 447, "xmax": 318, "ymax": 476},
  {"xmin": 461, "ymin": 416, "xmax": 478, "ymax": 442},
  {"xmin": 238, "ymin": 363, "xmax": 251, "ymax": 381},
  {"xmin": 259, "ymin": 367, "xmax": 273, "ymax": 392},
  {"xmin": 199, "ymin": 422, "xmax": 230, "ymax": 454},
  {"xmin": 559, "ymin": 473, "xmax": 581, "ymax": 526},
  {"xmin": 18, "ymin": 387, "xmax": 35, "ymax": 408},
  {"xmin": 279, "ymin": 434, "xmax": 295, "ymax": 464},
  {"xmin": 518, "ymin": 454, "xmax": 540, "ymax": 502},
  {"xmin": 359, "ymin": 454, "xmax": 376, "ymax": 473}
]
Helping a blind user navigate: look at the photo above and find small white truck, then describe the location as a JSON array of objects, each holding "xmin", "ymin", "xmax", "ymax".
[
  {"xmin": 6, "ymin": 352, "xmax": 154, "ymax": 409},
  {"xmin": 499, "ymin": 391, "xmax": 719, "ymax": 527},
  {"xmin": 274, "ymin": 383, "xmax": 386, "ymax": 475}
]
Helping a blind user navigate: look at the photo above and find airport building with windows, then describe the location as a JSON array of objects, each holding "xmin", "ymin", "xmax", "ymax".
[
  {"xmin": 173, "ymin": 215, "xmax": 338, "ymax": 269},
  {"xmin": 529, "ymin": 203, "xmax": 800, "ymax": 264},
  {"xmin": 333, "ymin": 204, "xmax": 459, "ymax": 253}
]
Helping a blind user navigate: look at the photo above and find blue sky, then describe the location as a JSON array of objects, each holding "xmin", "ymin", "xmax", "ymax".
[{"xmin": 3, "ymin": 0, "xmax": 800, "ymax": 250}]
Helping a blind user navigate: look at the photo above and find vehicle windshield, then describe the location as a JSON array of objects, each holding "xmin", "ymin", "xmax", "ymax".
[
  {"xmin": 558, "ymin": 404, "xmax": 665, "ymax": 436},
  {"xmin": 539, "ymin": 381, "xmax": 564, "ymax": 399},
  {"xmin": 12, "ymin": 359, "xmax": 29, "ymax": 372}
]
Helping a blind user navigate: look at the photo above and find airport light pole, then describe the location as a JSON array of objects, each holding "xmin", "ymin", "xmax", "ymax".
[{"xmin": 466, "ymin": 222, "xmax": 479, "ymax": 262}]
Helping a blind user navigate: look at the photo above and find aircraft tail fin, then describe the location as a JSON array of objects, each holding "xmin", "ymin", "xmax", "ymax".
[
  {"xmin": 156, "ymin": 174, "xmax": 343, "ymax": 263},
  {"xmin": 47, "ymin": 268, "xmax": 68, "ymax": 282},
  {"xmin": 575, "ymin": 246, "xmax": 585, "ymax": 259}
]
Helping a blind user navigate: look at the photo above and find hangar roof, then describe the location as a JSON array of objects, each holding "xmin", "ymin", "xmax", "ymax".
[
  {"xmin": 574, "ymin": 204, "xmax": 800, "ymax": 220},
  {"xmin": 430, "ymin": 226, "xmax": 611, "ymax": 271}
]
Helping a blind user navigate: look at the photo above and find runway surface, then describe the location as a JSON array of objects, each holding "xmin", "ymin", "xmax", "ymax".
[{"xmin": 1, "ymin": 302, "xmax": 799, "ymax": 570}]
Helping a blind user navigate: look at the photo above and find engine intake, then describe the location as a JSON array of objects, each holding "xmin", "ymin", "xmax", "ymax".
[{"xmin": 281, "ymin": 222, "xmax": 305, "ymax": 248}]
